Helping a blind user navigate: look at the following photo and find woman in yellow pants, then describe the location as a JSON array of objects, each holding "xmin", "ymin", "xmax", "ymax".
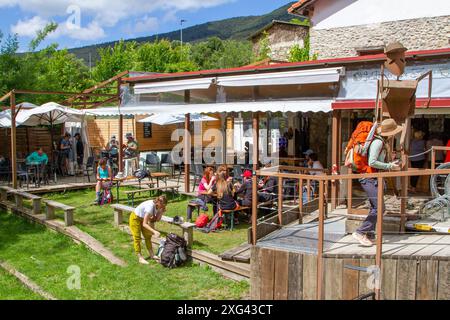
[{"xmin": 129, "ymin": 195, "xmax": 167, "ymax": 264}]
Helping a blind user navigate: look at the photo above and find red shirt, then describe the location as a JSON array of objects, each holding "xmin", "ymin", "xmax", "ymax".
[{"xmin": 445, "ymin": 140, "xmax": 450, "ymax": 163}]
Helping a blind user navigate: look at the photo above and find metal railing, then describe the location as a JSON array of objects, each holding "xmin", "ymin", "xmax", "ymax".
[{"xmin": 251, "ymin": 166, "xmax": 450, "ymax": 300}]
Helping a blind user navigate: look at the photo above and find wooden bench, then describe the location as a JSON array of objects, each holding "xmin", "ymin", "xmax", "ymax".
[
  {"xmin": 43, "ymin": 200, "xmax": 75, "ymax": 227},
  {"xmin": 0, "ymin": 186, "xmax": 16, "ymax": 202},
  {"xmin": 0, "ymin": 187, "xmax": 42, "ymax": 215},
  {"xmin": 221, "ymin": 206, "xmax": 250, "ymax": 231},
  {"xmin": 124, "ymin": 185, "xmax": 180, "ymax": 206},
  {"xmin": 110, "ymin": 203, "xmax": 195, "ymax": 248},
  {"xmin": 11, "ymin": 190, "xmax": 42, "ymax": 215}
]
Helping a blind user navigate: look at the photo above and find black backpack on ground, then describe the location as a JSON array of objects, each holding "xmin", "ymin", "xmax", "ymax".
[{"xmin": 160, "ymin": 233, "xmax": 188, "ymax": 268}]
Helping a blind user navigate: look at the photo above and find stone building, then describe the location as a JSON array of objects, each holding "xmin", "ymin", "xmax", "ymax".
[
  {"xmin": 250, "ymin": 20, "xmax": 309, "ymax": 62},
  {"xmin": 289, "ymin": 0, "xmax": 450, "ymax": 59}
]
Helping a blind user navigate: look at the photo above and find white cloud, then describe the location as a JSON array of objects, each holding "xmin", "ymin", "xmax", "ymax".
[
  {"xmin": 11, "ymin": 16, "xmax": 106, "ymax": 41},
  {"xmin": 133, "ymin": 16, "xmax": 159, "ymax": 34},
  {"xmin": 4, "ymin": 0, "xmax": 236, "ymax": 41},
  {"xmin": 10, "ymin": 16, "xmax": 48, "ymax": 37}
]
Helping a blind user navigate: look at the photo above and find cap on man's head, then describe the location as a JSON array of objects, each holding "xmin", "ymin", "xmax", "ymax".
[
  {"xmin": 303, "ymin": 149, "xmax": 314, "ymax": 156},
  {"xmin": 111, "ymin": 135, "xmax": 116, "ymax": 139},
  {"xmin": 242, "ymin": 170, "xmax": 252, "ymax": 178},
  {"xmin": 125, "ymin": 133, "xmax": 133, "ymax": 138}
]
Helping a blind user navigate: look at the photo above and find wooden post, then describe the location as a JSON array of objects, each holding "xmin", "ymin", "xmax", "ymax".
[
  {"xmin": 32, "ymin": 198, "xmax": 41, "ymax": 215},
  {"xmin": 278, "ymin": 176, "xmax": 283, "ymax": 226},
  {"xmin": 65, "ymin": 209, "xmax": 74, "ymax": 227},
  {"xmin": 375, "ymin": 176, "xmax": 384, "ymax": 300},
  {"xmin": 316, "ymin": 179, "xmax": 325, "ymax": 300},
  {"xmin": 117, "ymin": 78, "xmax": 124, "ymax": 172},
  {"xmin": 331, "ymin": 110, "xmax": 341, "ymax": 210},
  {"xmin": 184, "ymin": 89, "xmax": 191, "ymax": 193},
  {"xmin": 114, "ymin": 209, "xmax": 123, "ymax": 226},
  {"xmin": 252, "ymin": 113, "xmax": 259, "ymax": 172},
  {"xmin": 118, "ymin": 115, "xmax": 124, "ymax": 172},
  {"xmin": 400, "ymin": 118, "xmax": 411, "ymax": 233},
  {"xmin": 251, "ymin": 112, "xmax": 259, "ymax": 245},
  {"xmin": 299, "ymin": 178, "xmax": 303, "ymax": 224},
  {"xmin": 431, "ymin": 147, "xmax": 435, "ymax": 170},
  {"xmin": 251, "ymin": 172, "xmax": 258, "ymax": 245},
  {"xmin": 10, "ymin": 91, "xmax": 17, "ymax": 189}
]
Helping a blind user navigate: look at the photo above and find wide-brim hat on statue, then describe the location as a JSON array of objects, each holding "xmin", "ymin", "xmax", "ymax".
[
  {"xmin": 385, "ymin": 42, "xmax": 407, "ymax": 54},
  {"xmin": 377, "ymin": 118, "xmax": 403, "ymax": 137}
]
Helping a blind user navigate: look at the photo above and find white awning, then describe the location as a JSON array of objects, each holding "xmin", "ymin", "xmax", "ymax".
[
  {"xmin": 216, "ymin": 67, "xmax": 345, "ymax": 87},
  {"xmin": 134, "ymin": 77, "xmax": 215, "ymax": 94},
  {"xmin": 83, "ymin": 105, "xmax": 161, "ymax": 117},
  {"xmin": 134, "ymin": 100, "xmax": 333, "ymax": 115}
]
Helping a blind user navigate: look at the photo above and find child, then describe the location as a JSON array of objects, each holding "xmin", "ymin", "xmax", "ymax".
[
  {"xmin": 129, "ymin": 195, "xmax": 167, "ymax": 264},
  {"xmin": 95, "ymin": 158, "xmax": 112, "ymax": 204}
]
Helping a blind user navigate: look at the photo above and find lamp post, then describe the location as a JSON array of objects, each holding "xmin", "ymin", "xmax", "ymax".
[{"xmin": 180, "ymin": 19, "xmax": 187, "ymax": 51}]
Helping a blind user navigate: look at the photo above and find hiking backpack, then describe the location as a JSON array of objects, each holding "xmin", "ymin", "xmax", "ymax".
[
  {"xmin": 344, "ymin": 121, "xmax": 381, "ymax": 174},
  {"xmin": 199, "ymin": 211, "xmax": 224, "ymax": 233},
  {"xmin": 195, "ymin": 214, "xmax": 209, "ymax": 228},
  {"xmin": 160, "ymin": 233, "xmax": 187, "ymax": 268}
]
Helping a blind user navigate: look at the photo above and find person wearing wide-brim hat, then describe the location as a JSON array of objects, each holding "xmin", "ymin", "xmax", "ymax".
[{"xmin": 352, "ymin": 118, "xmax": 402, "ymax": 247}]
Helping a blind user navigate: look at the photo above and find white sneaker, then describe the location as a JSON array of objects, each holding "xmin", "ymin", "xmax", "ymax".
[{"xmin": 352, "ymin": 232, "xmax": 373, "ymax": 247}]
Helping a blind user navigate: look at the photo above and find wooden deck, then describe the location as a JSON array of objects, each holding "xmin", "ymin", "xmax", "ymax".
[{"xmin": 251, "ymin": 215, "xmax": 450, "ymax": 300}]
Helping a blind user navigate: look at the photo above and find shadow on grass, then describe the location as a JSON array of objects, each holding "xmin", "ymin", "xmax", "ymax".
[{"xmin": 0, "ymin": 211, "xmax": 57, "ymax": 252}]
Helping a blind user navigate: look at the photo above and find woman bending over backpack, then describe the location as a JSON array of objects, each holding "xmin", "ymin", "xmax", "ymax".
[{"xmin": 129, "ymin": 195, "xmax": 167, "ymax": 264}]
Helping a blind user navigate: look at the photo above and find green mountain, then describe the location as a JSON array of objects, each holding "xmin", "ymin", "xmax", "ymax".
[{"xmin": 69, "ymin": 2, "xmax": 296, "ymax": 65}]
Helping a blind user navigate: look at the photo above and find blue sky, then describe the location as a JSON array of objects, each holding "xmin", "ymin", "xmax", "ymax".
[{"xmin": 0, "ymin": 0, "xmax": 293, "ymax": 51}]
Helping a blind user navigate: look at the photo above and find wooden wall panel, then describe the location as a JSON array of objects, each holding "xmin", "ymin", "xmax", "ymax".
[
  {"xmin": 396, "ymin": 259, "xmax": 417, "ymax": 300},
  {"xmin": 0, "ymin": 127, "xmax": 53, "ymax": 160},
  {"xmin": 381, "ymin": 259, "xmax": 398, "ymax": 300},
  {"xmin": 342, "ymin": 258, "xmax": 360, "ymax": 300},
  {"xmin": 273, "ymin": 250, "xmax": 289, "ymax": 300},
  {"xmin": 437, "ymin": 261, "xmax": 449, "ymax": 300},
  {"xmin": 86, "ymin": 118, "xmax": 134, "ymax": 149},
  {"xmin": 302, "ymin": 254, "xmax": 317, "ymax": 300},
  {"xmin": 416, "ymin": 260, "xmax": 439, "ymax": 300},
  {"xmin": 324, "ymin": 258, "xmax": 343, "ymax": 300},
  {"xmin": 259, "ymin": 248, "xmax": 275, "ymax": 300},
  {"xmin": 287, "ymin": 252, "xmax": 303, "ymax": 300},
  {"xmin": 250, "ymin": 246, "xmax": 262, "ymax": 300}
]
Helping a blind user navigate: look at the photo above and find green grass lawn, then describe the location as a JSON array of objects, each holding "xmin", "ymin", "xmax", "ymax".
[
  {"xmin": 43, "ymin": 188, "xmax": 250, "ymax": 255},
  {"xmin": 0, "ymin": 212, "xmax": 249, "ymax": 300},
  {"xmin": 0, "ymin": 268, "xmax": 42, "ymax": 300}
]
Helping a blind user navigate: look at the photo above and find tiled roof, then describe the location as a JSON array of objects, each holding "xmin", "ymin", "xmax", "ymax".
[{"xmin": 288, "ymin": 0, "xmax": 315, "ymax": 15}]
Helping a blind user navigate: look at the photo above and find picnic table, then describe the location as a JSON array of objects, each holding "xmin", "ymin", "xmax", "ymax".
[{"xmin": 150, "ymin": 172, "xmax": 170, "ymax": 188}]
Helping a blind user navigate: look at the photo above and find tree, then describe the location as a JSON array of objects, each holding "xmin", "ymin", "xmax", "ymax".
[
  {"xmin": 288, "ymin": 35, "xmax": 318, "ymax": 63},
  {"xmin": 256, "ymin": 31, "xmax": 271, "ymax": 61},
  {"xmin": 92, "ymin": 40, "xmax": 137, "ymax": 82}
]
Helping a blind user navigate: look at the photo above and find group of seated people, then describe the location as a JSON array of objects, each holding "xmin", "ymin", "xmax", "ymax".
[
  {"xmin": 186, "ymin": 150, "xmax": 326, "ymax": 223},
  {"xmin": 186, "ymin": 165, "xmax": 254, "ymax": 223}
]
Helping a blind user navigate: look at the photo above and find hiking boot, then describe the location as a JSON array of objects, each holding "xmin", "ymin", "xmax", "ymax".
[{"xmin": 352, "ymin": 232, "xmax": 373, "ymax": 247}]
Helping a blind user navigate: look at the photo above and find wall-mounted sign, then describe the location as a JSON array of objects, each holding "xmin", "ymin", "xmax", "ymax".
[{"xmin": 143, "ymin": 123, "xmax": 152, "ymax": 138}]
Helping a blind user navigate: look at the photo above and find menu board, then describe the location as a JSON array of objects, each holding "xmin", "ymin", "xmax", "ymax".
[{"xmin": 143, "ymin": 123, "xmax": 152, "ymax": 138}]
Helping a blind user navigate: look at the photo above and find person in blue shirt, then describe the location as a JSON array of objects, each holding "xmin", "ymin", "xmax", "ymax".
[
  {"xmin": 95, "ymin": 158, "xmax": 112, "ymax": 204},
  {"xmin": 26, "ymin": 147, "xmax": 48, "ymax": 165}
]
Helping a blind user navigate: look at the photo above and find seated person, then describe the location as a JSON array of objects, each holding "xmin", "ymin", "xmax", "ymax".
[
  {"xmin": 258, "ymin": 163, "xmax": 278, "ymax": 202},
  {"xmin": 234, "ymin": 170, "xmax": 252, "ymax": 208},
  {"xmin": 303, "ymin": 153, "xmax": 324, "ymax": 203},
  {"xmin": 26, "ymin": 147, "xmax": 48, "ymax": 182},
  {"xmin": 26, "ymin": 147, "xmax": 48, "ymax": 166},
  {"xmin": 94, "ymin": 158, "xmax": 112, "ymax": 204},
  {"xmin": 187, "ymin": 166, "xmax": 217, "ymax": 221},
  {"xmin": 210, "ymin": 172, "xmax": 238, "ymax": 212},
  {"xmin": 216, "ymin": 164, "xmax": 232, "ymax": 182}
]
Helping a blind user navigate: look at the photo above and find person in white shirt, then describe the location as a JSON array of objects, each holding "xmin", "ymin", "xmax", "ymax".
[
  {"xmin": 307, "ymin": 153, "xmax": 324, "ymax": 176},
  {"xmin": 129, "ymin": 196, "xmax": 167, "ymax": 264}
]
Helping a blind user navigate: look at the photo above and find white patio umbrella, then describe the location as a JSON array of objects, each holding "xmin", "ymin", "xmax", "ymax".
[
  {"xmin": 16, "ymin": 102, "xmax": 83, "ymax": 126},
  {"xmin": 138, "ymin": 113, "xmax": 218, "ymax": 125},
  {"xmin": 0, "ymin": 102, "xmax": 38, "ymax": 127}
]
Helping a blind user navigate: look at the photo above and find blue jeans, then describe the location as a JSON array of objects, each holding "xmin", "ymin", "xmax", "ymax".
[{"xmin": 357, "ymin": 178, "xmax": 385, "ymax": 235}]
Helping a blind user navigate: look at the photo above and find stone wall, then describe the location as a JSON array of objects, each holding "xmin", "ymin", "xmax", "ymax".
[
  {"xmin": 252, "ymin": 23, "xmax": 309, "ymax": 62},
  {"xmin": 310, "ymin": 16, "xmax": 450, "ymax": 59}
]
